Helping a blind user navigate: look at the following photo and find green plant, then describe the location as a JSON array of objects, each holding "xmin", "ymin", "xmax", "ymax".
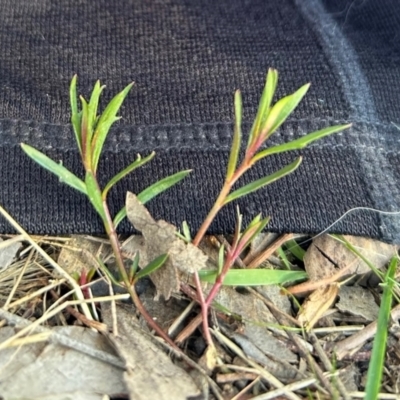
[
  {"xmin": 21, "ymin": 76, "xmax": 190, "ymax": 349},
  {"xmin": 21, "ymin": 69, "xmax": 351, "ymax": 353},
  {"xmin": 365, "ymin": 255, "xmax": 398, "ymax": 400},
  {"xmin": 191, "ymin": 68, "xmax": 351, "ymax": 347}
]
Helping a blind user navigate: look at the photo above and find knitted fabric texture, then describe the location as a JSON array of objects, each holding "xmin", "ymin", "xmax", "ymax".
[{"xmin": 0, "ymin": 0, "xmax": 399, "ymax": 242}]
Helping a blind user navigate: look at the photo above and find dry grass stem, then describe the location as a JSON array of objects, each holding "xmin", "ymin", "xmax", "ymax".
[
  {"xmin": 0, "ymin": 294, "xmax": 129, "ymax": 351},
  {"xmin": 0, "ymin": 205, "xmax": 93, "ymax": 320}
]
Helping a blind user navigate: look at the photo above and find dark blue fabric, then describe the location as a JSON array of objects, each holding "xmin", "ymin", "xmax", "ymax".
[{"xmin": 0, "ymin": 0, "xmax": 399, "ymax": 242}]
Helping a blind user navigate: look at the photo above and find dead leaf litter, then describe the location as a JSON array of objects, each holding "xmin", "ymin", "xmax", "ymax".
[{"xmin": 0, "ymin": 198, "xmax": 399, "ymax": 399}]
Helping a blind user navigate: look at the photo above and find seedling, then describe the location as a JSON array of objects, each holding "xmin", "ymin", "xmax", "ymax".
[
  {"xmin": 192, "ymin": 69, "xmax": 351, "ymax": 347},
  {"xmin": 21, "ymin": 77, "xmax": 189, "ymax": 349}
]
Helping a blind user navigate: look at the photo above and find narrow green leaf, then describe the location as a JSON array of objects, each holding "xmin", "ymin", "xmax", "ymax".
[
  {"xmin": 182, "ymin": 221, "xmax": 192, "ymax": 243},
  {"xmin": 225, "ymin": 157, "xmax": 302, "ymax": 204},
  {"xmin": 239, "ymin": 216, "xmax": 270, "ymax": 252},
  {"xmin": 85, "ymin": 171, "xmax": 106, "ymax": 221},
  {"xmin": 102, "ymin": 152, "xmax": 155, "ymax": 200},
  {"xmin": 198, "ymin": 269, "xmax": 307, "ymax": 286},
  {"xmin": 87, "ymin": 81, "xmax": 105, "ymax": 139},
  {"xmin": 113, "ymin": 207, "xmax": 126, "ymax": 229},
  {"xmin": 365, "ymin": 256, "xmax": 398, "ymax": 400},
  {"xmin": 137, "ymin": 169, "xmax": 192, "ymax": 204},
  {"xmin": 80, "ymin": 96, "xmax": 91, "ymax": 166},
  {"xmin": 21, "ymin": 143, "xmax": 87, "ymax": 195},
  {"xmin": 248, "ymin": 68, "xmax": 278, "ymax": 148},
  {"xmin": 226, "ymin": 90, "xmax": 242, "ymax": 180},
  {"xmin": 135, "ymin": 253, "xmax": 169, "ymax": 280},
  {"xmin": 277, "ymin": 247, "xmax": 292, "ymax": 270},
  {"xmin": 91, "ymin": 82, "xmax": 134, "ymax": 171},
  {"xmin": 129, "ymin": 253, "xmax": 140, "ymax": 282},
  {"xmin": 261, "ymin": 83, "xmax": 310, "ymax": 139},
  {"xmin": 253, "ymin": 124, "xmax": 352, "ymax": 162},
  {"xmin": 86, "ymin": 267, "xmax": 97, "ymax": 283},
  {"xmin": 97, "ymin": 257, "xmax": 123, "ymax": 287},
  {"xmin": 113, "ymin": 169, "xmax": 191, "ymax": 228},
  {"xmin": 70, "ymin": 75, "xmax": 82, "ymax": 153},
  {"xmin": 285, "ymin": 239, "xmax": 306, "ymax": 261}
]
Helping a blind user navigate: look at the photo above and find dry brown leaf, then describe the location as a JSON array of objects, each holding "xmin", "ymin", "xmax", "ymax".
[
  {"xmin": 336, "ymin": 285, "xmax": 379, "ymax": 321},
  {"xmin": 304, "ymin": 235, "xmax": 397, "ymax": 281},
  {"xmin": 212, "ymin": 286, "xmax": 298, "ymax": 380},
  {"xmin": 287, "ymin": 234, "xmax": 397, "ymax": 296},
  {"xmin": 102, "ymin": 303, "xmax": 201, "ymax": 400},
  {"xmin": 126, "ymin": 192, "xmax": 207, "ymax": 299},
  {"xmin": 0, "ymin": 326, "xmax": 126, "ymax": 399},
  {"xmin": 297, "ymin": 284, "xmax": 339, "ymax": 331}
]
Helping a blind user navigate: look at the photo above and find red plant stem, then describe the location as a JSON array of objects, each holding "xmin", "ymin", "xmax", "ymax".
[
  {"xmin": 193, "ymin": 272, "xmax": 214, "ymax": 347},
  {"xmin": 192, "ymin": 157, "xmax": 255, "ymax": 247},
  {"xmin": 100, "ymin": 197, "xmax": 180, "ymax": 351},
  {"xmin": 195, "ymin": 252, "xmax": 236, "ymax": 347}
]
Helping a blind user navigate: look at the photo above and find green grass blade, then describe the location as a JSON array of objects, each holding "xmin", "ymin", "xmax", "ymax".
[
  {"xmin": 102, "ymin": 152, "xmax": 155, "ymax": 199},
  {"xmin": 248, "ymin": 68, "xmax": 278, "ymax": 148},
  {"xmin": 135, "ymin": 253, "xmax": 169, "ymax": 280},
  {"xmin": 97, "ymin": 257, "xmax": 122, "ymax": 287},
  {"xmin": 224, "ymin": 157, "xmax": 302, "ymax": 204},
  {"xmin": 198, "ymin": 268, "xmax": 307, "ymax": 286},
  {"xmin": 253, "ymin": 124, "xmax": 351, "ymax": 162},
  {"xmin": 70, "ymin": 75, "xmax": 82, "ymax": 153},
  {"xmin": 365, "ymin": 256, "xmax": 398, "ymax": 400},
  {"xmin": 277, "ymin": 247, "xmax": 292, "ymax": 270},
  {"xmin": 137, "ymin": 169, "xmax": 192, "ymax": 204},
  {"xmin": 85, "ymin": 171, "xmax": 106, "ymax": 221},
  {"xmin": 226, "ymin": 90, "xmax": 242, "ymax": 180},
  {"xmin": 261, "ymin": 83, "xmax": 310, "ymax": 139},
  {"xmin": 113, "ymin": 169, "xmax": 191, "ymax": 228},
  {"xmin": 21, "ymin": 144, "xmax": 87, "ymax": 195},
  {"xmin": 91, "ymin": 82, "xmax": 134, "ymax": 172}
]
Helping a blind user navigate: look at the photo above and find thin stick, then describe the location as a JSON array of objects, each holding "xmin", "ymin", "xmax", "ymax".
[{"xmin": 247, "ymin": 233, "xmax": 294, "ymax": 269}]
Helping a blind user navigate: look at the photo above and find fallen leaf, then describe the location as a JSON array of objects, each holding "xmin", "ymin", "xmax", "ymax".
[
  {"xmin": 336, "ymin": 285, "xmax": 379, "ymax": 321},
  {"xmin": 0, "ymin": 326, "xmax": 126, "ymax": 400},
  {"xmin": 287, "ymin": 234, "xmax": 397, "ymax": 296},
  {"xmin": 304, "ymin": 235, "xmax": 396, "ymax": 281},
  {"xmin": 213, "ymin": 286, "xmax": 298, "ymax": 380},
  {"xmin": 102, "ymin": 303, "xmax": 201, "ymax": 400},
  {"xmin": 126, "ymin": 192, "xmax": 207, "ymax": 299}
]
